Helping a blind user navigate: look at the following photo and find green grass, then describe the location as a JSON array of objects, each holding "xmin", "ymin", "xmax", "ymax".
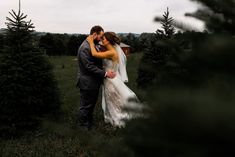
[{"xmin": 0, "ymin": 53, "xmax": 142, "ymax": 157}]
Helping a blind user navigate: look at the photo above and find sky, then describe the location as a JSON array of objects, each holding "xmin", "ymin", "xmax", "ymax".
[{"xmin": 0, "ymin": 0, "xmax": 204, "ymax": 34}]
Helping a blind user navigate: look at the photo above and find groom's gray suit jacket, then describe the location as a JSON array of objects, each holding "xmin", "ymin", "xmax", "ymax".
[{"xmin": 77, "ymin": 40, "xmax": 105, "ymax": 90}]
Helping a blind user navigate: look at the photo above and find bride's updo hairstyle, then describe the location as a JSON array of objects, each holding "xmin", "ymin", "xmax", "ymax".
[{"xmin": 104, "ymin": 32, "xmax": 121, "ymax": 45}]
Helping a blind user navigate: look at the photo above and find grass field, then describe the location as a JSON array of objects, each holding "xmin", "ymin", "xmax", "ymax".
[{"xmin": 0, "ymin": 53, "xmax": 143, "ymax": 157}]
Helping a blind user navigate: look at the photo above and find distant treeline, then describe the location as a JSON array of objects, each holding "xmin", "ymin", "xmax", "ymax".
[
  {"xmin": 0, "ymin": 32, "xmax": 156, "ymax": 56},
  {"xmin": 36, "ymin": 33, "xmax": 87, "ymax": 56},
  {"xmin": 0, "ymin": 32, "xmax": 144, "ymax": 56},
  {"xmin": 0, "ymin": 31, "xmax": 208, "ymax": 56},
  {"xmin": 36, "ymin": 32, "xmax": 147, "ymax": 55}
]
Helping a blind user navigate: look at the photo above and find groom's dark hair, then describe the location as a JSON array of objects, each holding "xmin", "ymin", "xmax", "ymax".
[{"xmin": 90, "ymin": 25, "xmax": 104, "ymax": 35}]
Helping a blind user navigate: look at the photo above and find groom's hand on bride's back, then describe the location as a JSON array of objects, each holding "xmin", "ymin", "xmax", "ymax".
[{"xmin": 105, "ymin": 71, "xmax": 116, "ymax": 79}]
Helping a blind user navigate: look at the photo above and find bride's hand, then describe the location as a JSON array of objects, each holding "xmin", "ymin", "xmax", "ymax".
[
  {"xmin": 86, "ymin": 35, "xmax": 93, "ymax": 44},
  {"xmin": 87, "ymin": 34, "xmax": 97, "ymax": 45},
  {"xmin": 106, "ymin": 70, "xmax": 116, "ymax": 79}
]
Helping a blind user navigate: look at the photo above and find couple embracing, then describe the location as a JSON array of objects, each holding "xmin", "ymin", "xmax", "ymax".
[{"xmin": 77, "ymin": 25, "xmax": 140, "ymax": 130}]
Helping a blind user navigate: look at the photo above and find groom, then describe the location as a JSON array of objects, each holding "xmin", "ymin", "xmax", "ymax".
[{"xmin": 77, "ymin": 25, "xmax": 115, "ymax": 129}]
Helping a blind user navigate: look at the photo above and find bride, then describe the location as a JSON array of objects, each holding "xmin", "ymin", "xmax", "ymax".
[{"xmin": 87, "ymin": 32, "xmax": 141, "ymax": 127}]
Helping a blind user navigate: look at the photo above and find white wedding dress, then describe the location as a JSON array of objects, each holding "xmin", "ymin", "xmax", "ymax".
[{"xmin": 101, "ymin": 44, "xmax": 141, "ymax": 127}]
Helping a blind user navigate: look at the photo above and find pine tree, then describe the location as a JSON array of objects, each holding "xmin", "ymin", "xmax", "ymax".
[
  {"xmin": 0, "ymin": 4, "xmax": 60, "ymax": 136},
  {"xmin": 186, "ymin": 0, "xmax": 235, "ymax": 34},
  {"xmin": 156, "ymin": 7, "xmax": 175, "ymax": 38},
  {"xmin": 137, "ymin": 8, "xmax": 179, "ymax": 89},
  {"xmin": 127, "ymin": 1, "xmax": 235, "ymax": 157},
  {"xmin": 0, "ymin": 34, "xmax": 4, "ymax": 53}
]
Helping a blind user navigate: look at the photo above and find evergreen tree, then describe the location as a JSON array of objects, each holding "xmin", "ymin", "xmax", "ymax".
[
  {"xmin": 126, "ymin": 1, "xmax": 235, "ymax": 157},
  {"xmin": 0, "ymin": 7, "xmax": 60, "ymax": 135},
  {"xmin": 156, "ymin": 7, "xmax": 175, "ymax": 38},
  {"xmin": 186, "ymin": 0, "xmax": 235, "ymax": 34},
  {"xmin": 0, "ymin": 34, "xmax": 4, "ymax": 53},
  {"xmin": 137, "ymin": 8, "xmax": 178, "ymax": 88}
]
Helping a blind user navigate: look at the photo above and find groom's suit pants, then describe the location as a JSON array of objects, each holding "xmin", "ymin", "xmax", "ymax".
[{"xmin": 79, "ymin": 89, "xmax": 99, "ymax": 126}]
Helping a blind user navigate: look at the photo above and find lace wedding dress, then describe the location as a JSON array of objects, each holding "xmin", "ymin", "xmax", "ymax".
[{"xmin": 101, "ymin": 45, "xmax": 141, "ymax": 127}]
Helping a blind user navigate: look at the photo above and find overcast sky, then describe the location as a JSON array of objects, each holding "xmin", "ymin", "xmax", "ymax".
[{"xmin": 0, "ymin": 0, "xmax": 204, "ymax": 34}]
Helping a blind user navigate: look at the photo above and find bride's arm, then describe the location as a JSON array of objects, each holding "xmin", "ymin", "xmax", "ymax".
[{"xmin": 87, "ymin": 36, "xmax": 114, "ymax": 59}]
